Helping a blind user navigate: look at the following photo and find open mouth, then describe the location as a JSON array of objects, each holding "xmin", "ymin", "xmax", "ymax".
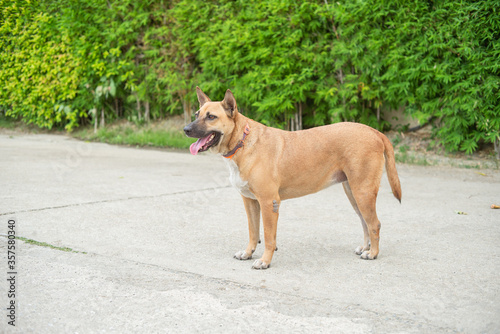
[{"xmin": 189, "ymin": 132, "xmax": 222, "ymax": 155}]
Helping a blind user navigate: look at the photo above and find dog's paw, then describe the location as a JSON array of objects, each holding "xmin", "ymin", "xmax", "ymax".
[
  {"xmin": 251, "ymin": 259, "xmax": 270, "ymax": 270},
  {"xmin": 354, "ymin": 246, "xmax": 363, "ymax": 255},
  {"xmin": 234, "ymin": 250, "xmax": 252, "ymax": 260},
  {"xmin": 360, "ymin": 251, "xmax": 377, "ymax": 260},
  {"xmin": 354, "ymin": 245, "xmax": 370, "ymax": 255}
]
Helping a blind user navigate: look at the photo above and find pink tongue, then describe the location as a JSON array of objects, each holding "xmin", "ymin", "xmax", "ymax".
[{"xmin": 189, "ymin": 134, "xmax": 212, "ymax": 155}]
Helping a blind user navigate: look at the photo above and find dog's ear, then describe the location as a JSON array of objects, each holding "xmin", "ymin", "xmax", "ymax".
[
  {"xmin": 221, "ymin": 89, "xmax": 237, "ymax": 118},
  {"xmin": 196, "ymin": 86, "xmax": 211, "ymax": 107}
]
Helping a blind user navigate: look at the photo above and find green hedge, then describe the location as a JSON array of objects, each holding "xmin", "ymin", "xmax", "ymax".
[
  {"xmin": 0, "ymin": 0, "xmax": 498, "ymax": 153},
  {"xmin": 0, "ymin": 0, "xmax": 83, "ymax": 129}
]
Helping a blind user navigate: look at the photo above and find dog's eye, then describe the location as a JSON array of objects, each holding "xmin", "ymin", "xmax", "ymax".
[{"xmin": 207, "ymin": 114, "xmax": 217, "ymax": 120}]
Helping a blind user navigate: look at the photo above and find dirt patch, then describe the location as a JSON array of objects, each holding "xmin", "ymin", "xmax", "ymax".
[
  {"xmin": 387, "ymin": 126, "xmax": 499, "ymax": 170},
  {"xmin": 102, "ymin": 115, "xmax": 186, "ymax": 133}
]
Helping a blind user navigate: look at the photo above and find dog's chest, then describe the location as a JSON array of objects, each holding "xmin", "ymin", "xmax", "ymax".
[{"xmin": 224, "ymin": 159, "xmax": 256, "ymax": 200}]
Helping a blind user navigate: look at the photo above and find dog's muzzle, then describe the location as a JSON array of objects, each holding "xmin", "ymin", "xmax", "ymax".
[{"xmin": 183, "ymin": 123, "xmax": 195, "ymax": 137}]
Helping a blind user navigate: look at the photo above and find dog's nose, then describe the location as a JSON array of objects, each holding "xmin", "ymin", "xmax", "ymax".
[{"xmin": 183, "ymin": 125, "xmax": 192, "ymax": 136}]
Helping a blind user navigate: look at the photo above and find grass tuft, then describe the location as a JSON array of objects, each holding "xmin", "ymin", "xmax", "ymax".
[
  {"xmin": 16, "ymin": 236, "xmax": 86, "ymax": 254},
  {"xmin": 73, "ymin": 122, "xmax": 195, "ymax": 150},
  {"xmin": 395, "ymin": 152, "xmax": 431, "ymax": 166}
]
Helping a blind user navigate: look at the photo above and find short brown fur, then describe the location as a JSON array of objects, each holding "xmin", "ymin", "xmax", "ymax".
[{"xmin": 184, "ymin": 87, "xmax": 402, "ymax": 269}]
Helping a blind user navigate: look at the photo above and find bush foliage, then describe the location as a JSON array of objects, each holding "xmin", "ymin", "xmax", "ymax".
[{"xmin": 0, "ymin": 0, "xmax": 498, "ymax": 152}]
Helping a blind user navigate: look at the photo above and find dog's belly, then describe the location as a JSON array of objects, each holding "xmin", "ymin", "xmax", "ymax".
[
  {"xmin": 224, "ymin": 159, "xmax": 257, "ymax": 200},
  {"xmin": 279, "ymin": 170, "xmax": 347, "ymax": 200}
]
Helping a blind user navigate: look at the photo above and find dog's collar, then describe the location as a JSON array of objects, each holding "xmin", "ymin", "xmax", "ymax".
[{"xmin": 223, "ymin": 123, "xmax": 250, "ymax": 159}]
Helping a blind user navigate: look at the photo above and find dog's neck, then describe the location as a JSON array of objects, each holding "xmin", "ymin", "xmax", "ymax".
[{"xmin": 222, "ymin": 112, "xmax": 251, "ymax": 159}]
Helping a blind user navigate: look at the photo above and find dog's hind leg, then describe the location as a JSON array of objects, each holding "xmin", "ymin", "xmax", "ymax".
[
  {"xmin": 344, "ymin": 157, "xmax": 384, "ymax": 260},
  {"xmin": 353, "ymin": 193, "xmax": 381, "ymax": 260},
  {"xmin": 342, "ymin": 181, "xmax": 370, "ymax": 255},
  {"xmin": 348, "ymin": 183, "xmax": 383, "ymax": 259},
  {"xmin": 234, "ymin": 196, "xmax": 260, "ymax": 261}
]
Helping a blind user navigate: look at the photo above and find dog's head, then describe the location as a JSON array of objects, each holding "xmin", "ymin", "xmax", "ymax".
[{"xmin": 184, "ymin": 87, "xmax": 238, "ymax": 155}]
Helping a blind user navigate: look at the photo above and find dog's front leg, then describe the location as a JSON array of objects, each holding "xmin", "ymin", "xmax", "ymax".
[
  {"xmin": 234, "ymin": 196, "xmax": 260, "ymax": 260},
  {"xmin": 252, "ymin": 197, "xmax": 280, "ymax": 269}
]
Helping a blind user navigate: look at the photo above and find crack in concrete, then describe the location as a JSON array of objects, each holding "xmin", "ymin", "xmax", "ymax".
[{"xmin": 0, "ymin": 185, "xmax": 231, "ymax": 216}]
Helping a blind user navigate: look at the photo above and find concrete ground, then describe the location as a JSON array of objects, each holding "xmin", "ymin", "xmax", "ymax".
[{"xmin": 0, "ymin": 133, "xmax": 499, "ymax": 333}]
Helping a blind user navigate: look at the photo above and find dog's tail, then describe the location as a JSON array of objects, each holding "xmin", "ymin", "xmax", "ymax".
[{"xmin": 381, "ymin": 134, "xmax": 402, "ymax": 203}]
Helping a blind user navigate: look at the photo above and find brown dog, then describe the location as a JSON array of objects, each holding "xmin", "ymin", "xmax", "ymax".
[{"xmin": 184, "ymin": 87, "xmax": 402, "ymax": 269}]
